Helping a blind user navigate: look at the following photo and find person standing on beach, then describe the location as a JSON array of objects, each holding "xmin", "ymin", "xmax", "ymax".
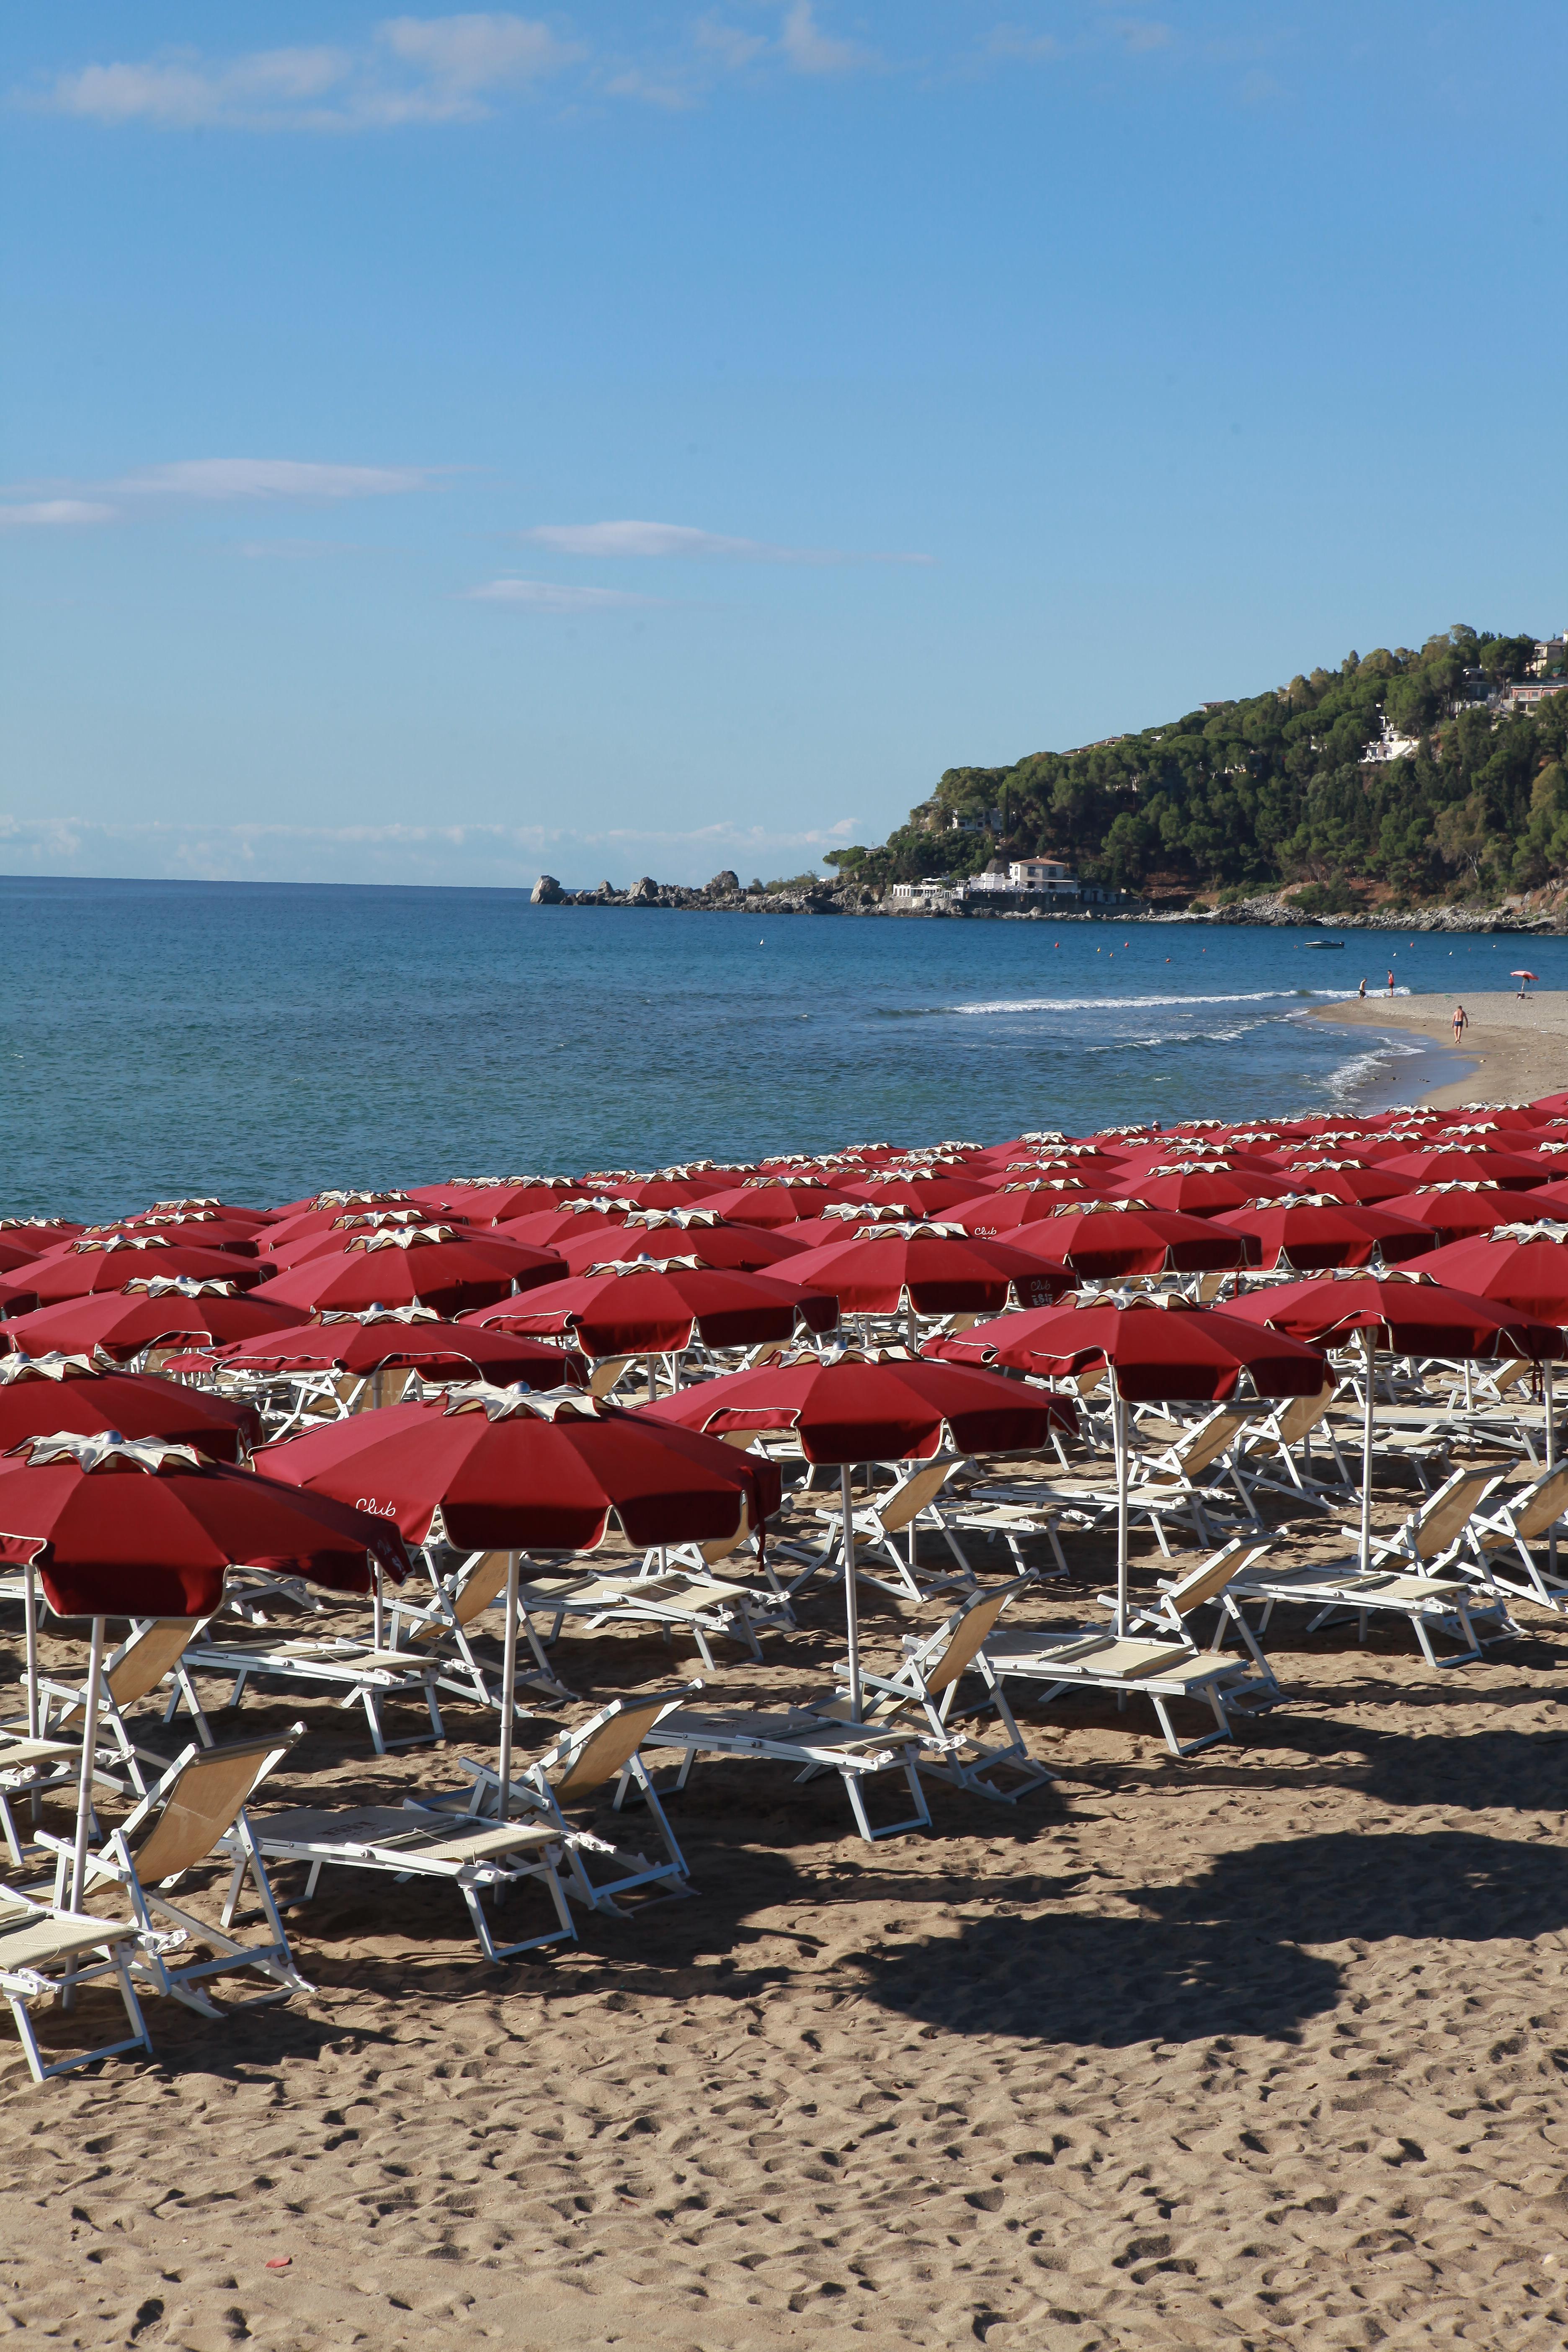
[
  {"xmin": 1358, "ymin": 977, "xmax": 1367, "ymax": 998},
  {"xmin": 1453, "ymin": 1003, "xmax": 1469, "ymax": 1042},
  {"xmin": 1387, "ymin": 969, "xmax": 1395, "ymax": 995}
]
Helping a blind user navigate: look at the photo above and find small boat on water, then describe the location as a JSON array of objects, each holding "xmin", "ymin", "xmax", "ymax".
[{"xmin": 1302, "ymin": 938, "xmax": 1345, "ymax": 950}]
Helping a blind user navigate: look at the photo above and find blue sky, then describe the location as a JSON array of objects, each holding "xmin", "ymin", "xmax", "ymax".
[{"xmin": 3, "ymin": 3, "xmax": 1564, "ymax": 889}]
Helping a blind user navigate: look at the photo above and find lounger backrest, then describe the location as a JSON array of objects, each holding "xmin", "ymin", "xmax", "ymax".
[
  {"xmin": 589, "ymin": 1355, "xmax": 632, "ymax": 1397},
  {"xmin": 553, "ymin": 1695, "xmax": 682, "ymax": 1798},
  {"xmin": 1487, "ymin": 1358, "xmax": 1531, "ymax": 1398},
  {"xmin": 1410, "ymin": 1465, "xmax": 1498, "ymax": 1558},
  {"xmin": 923, "ymin": 1587, "xmax": 1017, "ymax": 1695},
  {"xmin": 106, "ymin": 1619, "xmax": 199, "ymax": 1708},
  {"xmin": 132, "ymin": 1735, "xmax": 291, "ymax": 1881},
  {"xmin": 877, "ymin": 1460, "xmax": 954, "ymax": 1535},
  {"xmin": 1170, "ymin": 1406, "xmax": 1253, "ymax": 1475},
  {"xmin": 1272, "ymin": 1383, "xmax": 1336, "ymax": 1448},
  {"xmin": 1166, "ymin": 1539, "xmax": 1253, "ymax": 1617},
  {"xmin": 1074, "ymin": 1366, "xmax": 1106, "ymax": 1399},
  {"xmin": 1509, "ymin": 1461, "xmax": 1568, "ymax": 1538},
  {"xmin": 452, "ymin": 1550, "xmax": 513, "ymax": 1626}
]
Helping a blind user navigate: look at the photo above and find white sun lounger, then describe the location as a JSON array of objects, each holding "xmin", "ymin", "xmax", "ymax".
[
  {"xmin": 1464, "ymin": 1461, "xmax": 1568, "ymax": 1613},
  {"xmin": 0, "ymin": 1893, "xmax": 157, "ymax": 2085},
  {"xmin": 174, "ymin": 1627, "xmax": 449, "ymax": 1756},
  {"xmin": 244, "ymin": 1800, "xmax": 578, "ymax": 1963},
  {"xmin": 513, "ymin": 1562, "xmax": 793, "ymax": 1668}
]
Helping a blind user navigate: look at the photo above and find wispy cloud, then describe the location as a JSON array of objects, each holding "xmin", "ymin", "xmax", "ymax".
[
  {"xmin": 0, "ymin": 810, "xmax": 862, "ymax": 889},
  {"xmin": 0, "ymin": 459, "xmax": 435, "ymax": 537},
  {"xmin": 467, "ymin": 578, "xmax": 664, "ymax": 611},
  {"xmin": 22, "ymin": 7, "xmax": 885, "ymax": 130},
  {"xmin": 777, "ymin": 3, "xmax": 879, "ymax": 77},
  {"xmin": 25, "ymin": 15, "xmax": 577, "ymax": 132},
  {"xmin": 0, "ymin": 499, "xmax": 118, "ymax": 531},
  {"xmin": 517, "ymin": 520, "xmax": 933, "ymax": 564}
]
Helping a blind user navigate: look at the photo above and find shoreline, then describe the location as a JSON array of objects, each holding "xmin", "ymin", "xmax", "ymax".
[{"xmin": 1310, "ymin": 991, "xmax": 1567, "ymax": 1111}]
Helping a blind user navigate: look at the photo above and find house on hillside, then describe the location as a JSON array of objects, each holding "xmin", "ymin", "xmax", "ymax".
[{"xmin": 1506, "ymin": 678, "xmax": 1568, "ymax": 712}]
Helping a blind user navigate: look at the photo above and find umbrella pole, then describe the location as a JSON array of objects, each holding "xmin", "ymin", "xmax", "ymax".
[
  {"xmin": 372, "ymin": 1555, "xmax": 384, "ymax": 1650},
  {"xmin": 841, "ymin": 1464, "xmax": 861, "ymax": 1723},
  {"xmin": 497, "ymin": 1550, "xmax": 520, "ymax": 1824},
  {"xmin": 22, "ymin": 1563, "xmax": 39, "ymax": 1742},
  {"xmin": 1547, "ymin": 1361, "xmax": 1558, "ymax": 1583},
  {"xmin": 1112, "ymin": 1372, "xmax": 1129, "ymax": 1640},
  {"xmin": 70, "ymin": 1617, "xmax": 105, "ymax": 1911},
  {"xmin": 1360, "ymin": 1332, "xmax": 1376, "ymax": 1578}
]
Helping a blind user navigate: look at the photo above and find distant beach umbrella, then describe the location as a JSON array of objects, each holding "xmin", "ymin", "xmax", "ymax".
[
  {"xmin": 614, "ymin": 1172, "xmax": 738, "ymax": 1210},
  {"xmin": 1393, "ymin": 1185, "xmax": 1524, "ymax": 1243},
  {"xmin": 164, "ymin": 1312, "xmax": 586, "ymax": 1392},
  {"xmin": 466, "ymin": 1259, "xmax": 838, "ymax": 1358},
  {"xmin": 778, "ymin": 1222, "xmax": 1072, "ymax": 1318},
  {"xmin": 1212, "ymin": 1196, "xmax": 1436, "ymax": 1272},
  {"xmin": 945, "ymin": 1179, "xmax": 1124, "ymax": 1235},
  {"xmin": 837, "ymin": 1173, "xmax": 992, "ymax": 1214},
  {"xmin": 69, "ymin": 1213, "xmax": 266, "ymax": 1257},
  {"xmin": 407, "ymin": 1176, "xmax": 591, "ymax": 1223},
  {"xmin": 0, "ymin": 1238, "xmax": 271, "ymax": 1318},
  {"xmin": 994, "ymin": 1202, "xmax": 1250, "ymax": 1278},
  {"xmin": 1377, "ymin": 1144, "xmax": 1549, "ymax": 1190},
  {"xmin": 255, "ymin": 1226, "xmax": 563, "ymax": 1319},
  {"xmin": 0, "ymin": 1279, "xmax": 303, "ymax": 1364},
  {"xmin": 544, "ymin": 1211, "xmax": 808, "ymax": 1277},
  {"xmin": 258, "ymin": 1204, "xmax": 471, "ymax": 1257},
  {"xmin": 695, "ymin": 1179, "xmax": 863, "ymax": 1226},
  {"xmin": 1279, "ymin": 1159, "xmax": 1422, "ymax": 1204},
  {"xmin": 1104, "ymin": 1165, "xmax": 1297, "ymax": 1217},
  {"xmin": 493, "ymin": 1200, "xmax": 638, "ymax": 1251},
  {"xmin": 0, "ymin": 1353, "xmax": 260, "ymax": 1460}
]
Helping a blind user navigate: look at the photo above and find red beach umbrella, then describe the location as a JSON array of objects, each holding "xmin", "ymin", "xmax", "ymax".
[
  {"xmin": 266, "ymin": 1187, "xmax": 418, "ymax": 1219},
  {"xmin": 1226, "ymin": 1273, "xmax": 1568, "ymax": 1574},
  {"xmin": 408, "ymin": 1177, "xmax": 589, "ymax": 1223},
  {"xmin": 75, "ymin": 1215, "xmax": 265, "ymax": 1258},
  {"xmin": 1418, "ymin": 1228, "xmax": 1568, "ymax": 1324},
  {"xmin": 0, "ymin": 1236, "xmax": 49, "ymax": 1278},
  {"xmin": 696, "ymin": 1179, "xmax": 863, "ymax": 1226},
  {"xmin": 465, "ymin": 1259, "xmax": 838, "ymax": 1358},
  {"xmin": 258, "ymin": 1205, "xmax": 469, "ymax": 1258},
  {"xmin": 1105, "ymin": 1166, "xmax": 1296, "ymax": 1216},
  {"xmin": 0, "ymin": 1238, "xmax": 270, "ymax": 1316},
  {"xmin": 1212, "ymin": 1196, "xmax": 1436, "ymax": 1271},
  {"xmin": 260, "ymin": 1385, "xmax": 782, "ymax": 1810},
  {"xmin": 0, "ymin": 1279, "xmax": 304, "ymax": 1364},
  {"xmin": 116, "ymin": 1199, "xmax": 276, "ymax": 1230},
  {"xmin": 163, "ymin": 1311, "xmax": 587, "ymax": 1391},
  {"xmin": 945, "ymin": 1181, "xmax": 1122, "ymax": 1235},
  {"xmin": 494, "ymin": 1201, "xmax": 637, "ymax": 1251},
  {"xmin": 545, "ymin": 1212, "xmax": 808, "ymax": 1276},
  {"xmin": 1393, "ymin": 1185, "xmax": 1524, "ymax": 1243},
  {"xmin": 1278, "ymin": 1159, "xmax": 1421, "ymax": 1204},
  {"xmin": 614, "ymin": 1173, "xmax": 736, "ymax": 1210},
  {"xmin": 642, "ymin": 1344, "xmax": 1077, "ymax": 1713},
  {"xmin": 778, "ymin": 1222, "xmax": 1072, "ymax": 1318},
  {"xmin": 1377, "ymin": 1145, "xmax": 1548, "ymax": 1189},
  {"xmin": 1003, "ymin": 1203, "xmax": 1250, "ymax": 1277},
  {"xmin": 837, "ymin": 1173, "xmax": 990, "ymax": 1215},
  {"xmin": 0, "ymin": 1353, "xmax": 260, "ymax": 1462},
  {"xmin": 0, "ymin": 1428, "xmax": 409, "ymax": 1901},
  {"xmin": 255, "ymin": 1226, "xmax": 563, "ymax": 1318},
  {"xmin": 924, "ymin": 1295, "xmax": 1327, "ymax": 1633}
]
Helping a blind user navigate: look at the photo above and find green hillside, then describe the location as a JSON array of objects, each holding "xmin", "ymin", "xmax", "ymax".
[{"xmin": 831, "ymin": 626, "xmax": 1568, "ymax": 912}]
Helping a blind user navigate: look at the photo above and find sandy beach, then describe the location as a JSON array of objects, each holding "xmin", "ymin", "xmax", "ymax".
[
  {"xmin": 8, "ymin": 1478, "xmax": 1568, "ymax": 2351},
  {"xmin": 1313, "ymin": 990, "xmax": 1568, "ymax": 1113}
]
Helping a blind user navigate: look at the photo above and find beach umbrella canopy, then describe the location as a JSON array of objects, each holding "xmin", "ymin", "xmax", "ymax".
[
  {"xmin": 1377, "ymin": 1145, "xmax": 1548, "ymax": 1189},
  {"xmin": 614, "ymin": 1172, "xmax": 737, "ymax": 1210},
  {"xmin": 162, "ymin": 1310, "xmax": 588, "ymax": 1390},
  {"xmin": 0, "ymin": 1238, "xmax": 270, "ymax": 1316},
  {"xmin": 116, "ymin": 1198, "xmax": 276, "ymax": 1230},
  {"xmin": 696, "ymin": 1179, "xmax": 863, "ymax": 1226},
  {"xmin": 1418, "ymin": 1228, "xmax": 1568, "ymax": 1324},
  {"xmin": 0, "ymin": 1353, "xmax": 261, "ymax": 1461},
  {"xmin": 837, "ymin": 1173, "xmax": 991, "ymax": 1215},
  {"xmin": 1002, "ymin": 1202, "xmax": 1251, "ymax": 1277},
  {"xmin": 0, "ymin": 1429, "xmax": 407, "ymax": 1619},
  {"xmin": 407, "ymin": 1177, "xmax": 588, "ymax": 1223},
  {"xmin": 1387, "ymin": 1184, "xmax": 1527, "ymax": 1243},
  {"xmin": 1104, "ymin": 1165, "xmax": 1296, "ymax": 1216},
  {"xmin": 777, "ymin": 1222, "xmax": 1071, "ymax": 1316},
  {"xmin": 544, "ymin": 1211, "xmax": 808, "ymax": 1276},
  {"xmin": 1223, "ymin": 1275, "xmax": 1567, "ymax": 1361},
  {"xmin": 1212, "ymin": 1195, "xmax": 1436, "ymax": 1271},
  {"xmin": 75, "ymin": 1217, "xmax": 265, "ymax": 1259},
  {"xmin": 925, "ymin": 1295, "xmax": 1329, "ymax": 1400},
  {"xmin": 495, "ymin": 1200, "xmax": 637, "ymax": 1251},
  {"xmin": 466, "ymin": 1258, "xmax": 838, "ymax": 1357},
  {"xmin": 1277, "ymin": 1159, "xmax": 1421, "ymax": 1204},
  {"xmin": 258, "ymin": 1205, "xmax": 470, "ymax": 1258},
  {"xmin": 255, "ymin": 1226, "xmax": 562, "ymax": 1318},
  {"xmin": 259, "ymin": 1385, "xmax": 781, "ymax": 1553},
  {"xmin": 641, "ymin": 1345, "xmax": 1076, "ymax": 1462},
  {"xmin": 944, "ymin": 1181, "xmax": 1122, "ymax": 1235},
  {"xmin": 0, "ymin": 1236, "xmax": 49, "ymax": 1277},
  {"xmin": 0, "ymin": 1279, "xmax": 303, "ymax": 1363}
]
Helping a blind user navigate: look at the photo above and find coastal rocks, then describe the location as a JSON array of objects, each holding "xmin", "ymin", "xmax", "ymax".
[
  {"xmin": 530, "ymin": 874, "xmax": 563, "ymax": 904},
  {"xmin": 628, "ymin": 876, "xmax": 659, "ymax": 905},
  {"xmin": 707, "ymin": 869, "xmax": 740, "ymax": 896},
  {"xmin": 1205, "ymin": 891, "xmax": 1556, "ymax": 934}
]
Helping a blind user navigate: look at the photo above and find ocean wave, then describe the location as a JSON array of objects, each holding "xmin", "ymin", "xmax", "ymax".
[{"xmin": 947, "ymin": 987, "xmax": 1401, "ymax": 1014}]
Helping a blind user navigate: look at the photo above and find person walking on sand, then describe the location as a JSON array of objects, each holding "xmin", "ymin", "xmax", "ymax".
[
  {"xmin": 1358, "ymin": 977, "xmax": 1367, "ymax": 998},
  {"xmin": 1453, "ymin": 1003, "xmax": 1469, "ymax": 1043}
]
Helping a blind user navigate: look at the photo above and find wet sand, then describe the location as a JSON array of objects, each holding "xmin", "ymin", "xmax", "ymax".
[
  {"xmin": 1313, "ymin": 990, "xmax": 1568, "ymax": 1112},
  {"xmin": 7, "ymin": 1483, "xmax": 1568, "ymax": 2350}
]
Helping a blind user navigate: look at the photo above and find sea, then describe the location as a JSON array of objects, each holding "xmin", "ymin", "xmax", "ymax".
[{"xmin": 3, "ymin": 876, "xmax": 1560, "ymax": 1225}]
